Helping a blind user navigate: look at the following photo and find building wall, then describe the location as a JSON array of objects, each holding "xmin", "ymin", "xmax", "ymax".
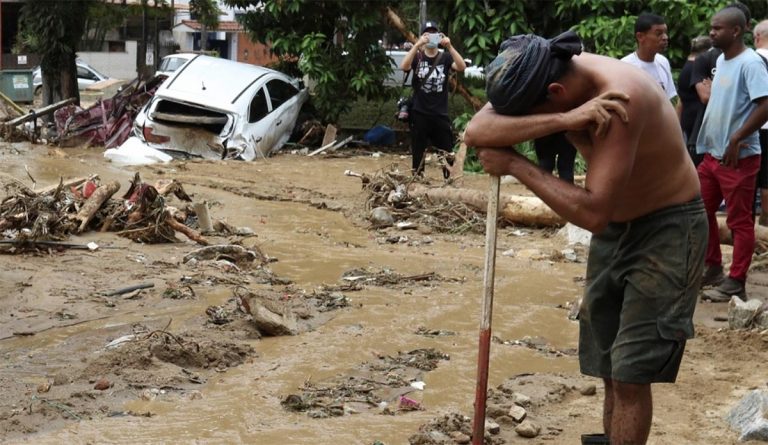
[
  {"xmin": 77, "ymin": 40, "xmax": 138, "ymax": 80},
  {"xmin": 236, "ymin": 34, "xmax": 276, "ymax": 67}
]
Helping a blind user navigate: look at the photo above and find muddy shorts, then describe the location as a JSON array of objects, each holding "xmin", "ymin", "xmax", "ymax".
[{"xmin": 579, "ymin": 198, "xmax": 707, "ymax": 384}]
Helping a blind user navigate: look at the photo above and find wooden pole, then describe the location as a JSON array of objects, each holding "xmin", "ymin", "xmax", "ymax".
[
  {"xmin": 2, "ymin": 97, "xmax": 76, "ymax": 128},
  {"xmin": 472, "ymin": 175, "xmax": 500, "ymax": 445}
]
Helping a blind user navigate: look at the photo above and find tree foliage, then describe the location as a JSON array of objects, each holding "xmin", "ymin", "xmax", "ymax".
[
  {"xmin": 17, "ymin": 0, "xmax": 94, "ymax": 105},
  {"xmin": 190, "ymin": 0, "xmax": 221, "ymax": 51},
  {"xmin": 224, "ymin": 0, "xmax": 768, "ymax": 124},
  {"xmin": 450, "ymin": 0, "xmax": 767, "ymax": 69}
]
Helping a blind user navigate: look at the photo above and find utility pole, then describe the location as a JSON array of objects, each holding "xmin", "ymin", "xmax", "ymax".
[{"xmin": 419, "ymin": 0, "xmax": 426, "ymax": 31}]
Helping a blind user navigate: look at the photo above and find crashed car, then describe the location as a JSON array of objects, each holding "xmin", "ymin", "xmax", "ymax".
[{"xmin": 133, "ymin": 55, "xmax": 309, "ymax": 160}]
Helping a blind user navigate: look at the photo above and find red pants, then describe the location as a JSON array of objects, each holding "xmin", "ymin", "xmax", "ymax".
[{"xmin": 698, "ymin": 153, "xmax": 760, "ymax": 281}]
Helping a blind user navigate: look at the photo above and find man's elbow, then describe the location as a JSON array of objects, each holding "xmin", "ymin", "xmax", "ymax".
[{"xmin": 464, "ymin": 119, "xmax": 484, "ymax": 146}]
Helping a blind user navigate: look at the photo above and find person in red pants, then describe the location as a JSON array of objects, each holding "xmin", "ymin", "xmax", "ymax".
[{"xmin": 696, "ymin": 8, "xmax": 768, "ymax": 301}]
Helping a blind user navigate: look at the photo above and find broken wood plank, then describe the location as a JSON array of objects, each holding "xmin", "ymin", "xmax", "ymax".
[
  {"xmin": 328, "ymin": 135, "xmax": 354, "ymax": 152},
  {"xmin": 320, "ymin": 123, "xmax": 338, "ymax": 148},
  {"xmin": 307, "ymin": 139, "xmax": 338, "ymax": 157},
  {"xmin": 3, "ymin": 97, "xmax": 77, "ymax": 127},
  {"xmin": 74, "ymin": 180, "xmax": 121, "ymax": 233}
]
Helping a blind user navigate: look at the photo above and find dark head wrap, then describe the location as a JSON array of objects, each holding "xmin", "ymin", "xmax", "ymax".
[{"xmin": 486, "ymin": 30, "xmax": 583, "ymax": 115}]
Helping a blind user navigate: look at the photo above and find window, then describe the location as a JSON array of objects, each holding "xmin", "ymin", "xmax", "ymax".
[
  {"xmin": 265, "ymin": 79, "xmax": 298, "ymax": 110},
  {"xmin": 248, "ymin": 87, "xmax": 269, "ymax": 123},
  {"xmin": 77, "ymin": 66, "xmax": 98, "ymax": 81}
]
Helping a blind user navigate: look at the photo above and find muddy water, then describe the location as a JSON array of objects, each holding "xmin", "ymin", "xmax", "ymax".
[{"xmin": 3, "ymin": 144, "xmax": 585, "ymax": 444}]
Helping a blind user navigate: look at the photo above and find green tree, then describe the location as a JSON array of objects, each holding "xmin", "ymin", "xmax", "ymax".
[
  {"xmin": 226, "ymin": 0, "xmax": 408, "ymax": 123},
  {"xmin": 17, "ymin": 0, "xmax": 94, "ymax": 106},
  {"xmin": 190, "ymin": 0, "xmax": 220, "ymax": 52}
]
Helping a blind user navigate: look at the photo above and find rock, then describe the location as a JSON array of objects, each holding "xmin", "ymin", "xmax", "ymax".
[
  {"xmin": 558, "ymin": 222, "xmax": 592, "ymax": 245},
  {"xmin": 94, "ymin": 378, "xmax": 112, "ymax": 391},
  {"xmin": 52, "ymin": 373, "xmax": 71, "ymax": 386},
  {"xmin": 370, "ymin": 207, "xmax": 394, "ymax": 228},
  {"xmin": 427, "ymin": 430, "xmax": 451, "ymax": 442},
  {"xmin": 512, "ymin": 392, "xmax": 532, "ymax": 407},
  {"xmin": 515, "ymin": 420, "xmax": 541, "ymax": 438},
  {"xmin": 449, "ymin": 431, "xmax": 471, "ymax": 444},
  {"xmin": 728, "ymin": 297, "xmax": 764, "ymax": 329},
  {"xmin": 485, "ymin": 419, "xmax": 500, "ymax": 434},
  {"xmin": 249, "ymin": 302, "xmax": 298, "ymax": 336},
  {"xmin": 756, "ymin": 310, "xmax": 768, "ymax": 329},
  {"xmin": 187, "ymin": 390, "xmax": 203, "ymax": 400},
  {"xmin": 726, "ymin": 390, "xmax": 768, "ymax": 441},
  {"xmin": 495, "ymin": 415, "xmax": 516, "ymax": 426},
  {"xmin": 486, "ymin": 404, "xmax": 508, "ymax": 419},
  {"xmin": 36, "ymin": 382, "xmax": 51, "ymax": 393},
  {"xmin": 508, "ymin": 405, "xmax": 527, "ymax": 422},
  {"xmin": 579, "ymin": 384, "xmax": 597, "ymax": 396},
  {"xmin": 501, "ymin": 248, "xmax": 516, "ymax": 257}
]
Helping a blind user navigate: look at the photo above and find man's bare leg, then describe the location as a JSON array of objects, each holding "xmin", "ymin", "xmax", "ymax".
[
  {"xmin": 609, "ymin": 380, "xmax": 652, "ymax": 444},
  {"xmin": 603, "ymin": 378, "xmax": 614, "ymax": 437}
]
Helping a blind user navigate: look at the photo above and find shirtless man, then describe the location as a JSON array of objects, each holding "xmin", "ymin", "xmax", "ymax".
[{"xmin": 465, "ymin": 31, "xmax": 706, "ymax": 445}]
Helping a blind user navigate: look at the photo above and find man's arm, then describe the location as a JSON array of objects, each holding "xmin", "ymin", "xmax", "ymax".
[
  {"xmin": 464, "ymin": 91, "xmax": 629, "ymax": 148},
  {"xmin": 691, "ymin": 51, "xmax": 714, "ymax": 104},
  {"xmin": 477, "ymin": 97, "xmax": 643, "ymax": 233},
  {"xmin": 439, "ymin": 36, "xmax": 466, "ymax": 72},
  {"xmin": 723, "ymin": 96, "xmax": 768, "ymax": 167},
  {"xmin": 695, "ymin": 79, "xmax": 712, "ymax": 105},
  {"xmin": 400, "ymin": 34, "xmax": 428, "ymax": 71}
]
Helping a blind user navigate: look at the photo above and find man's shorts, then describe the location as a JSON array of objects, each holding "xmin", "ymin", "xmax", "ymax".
[{"xmin": 579, "ymin": 198, "xmax": 707, "ymax": 384}]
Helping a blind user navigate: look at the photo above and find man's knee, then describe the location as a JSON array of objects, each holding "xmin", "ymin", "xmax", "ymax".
[{"xmin": 610, "ymin": 380, "xmax": 650, "ymax": 400}]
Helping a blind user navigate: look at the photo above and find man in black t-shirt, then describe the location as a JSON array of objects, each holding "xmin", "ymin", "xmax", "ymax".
[{"xmin": 400, "ymin": 20, "xmax": 466, "ymax": 175}]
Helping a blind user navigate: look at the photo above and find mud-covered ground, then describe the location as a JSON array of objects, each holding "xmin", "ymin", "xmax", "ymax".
[{"xmin": 0, "ymin": 141, "xmax": 766, "ymax": 445}]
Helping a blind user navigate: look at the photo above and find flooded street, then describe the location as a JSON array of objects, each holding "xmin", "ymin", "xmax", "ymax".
[{"xmin": 1, "ymin": 141, "xmax": 766, "ymax": 444}]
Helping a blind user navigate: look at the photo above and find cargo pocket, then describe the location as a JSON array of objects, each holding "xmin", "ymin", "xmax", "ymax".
[{"xmin": 654, "ymin": 317, "xmax": 691, "ymax": 383}]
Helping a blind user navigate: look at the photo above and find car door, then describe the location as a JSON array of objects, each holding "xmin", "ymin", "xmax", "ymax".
[
  {"xmin": 244, "ymin": 85, "xmax": 275, "ymax": 158},
  {"xmin": 264, "ymin": 78, "xmax": 301, "ymax": 153}
]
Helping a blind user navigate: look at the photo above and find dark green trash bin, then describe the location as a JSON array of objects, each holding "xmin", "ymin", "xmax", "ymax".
[{"xmin": 0, "ymin": 69, "xmax": 35, "ymax": 103}]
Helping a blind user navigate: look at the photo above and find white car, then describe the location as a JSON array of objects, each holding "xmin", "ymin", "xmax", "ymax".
[
  {"xmin": 32, "ymin": 61, "xmax": 110, "ymax": 94},
  {"xmin": 155, "ymin": 53, "xmax": 197, "ymax": 78},
  {"xmin": 134, "ymin": 55, "xmax": 309, "ymax": 161}
]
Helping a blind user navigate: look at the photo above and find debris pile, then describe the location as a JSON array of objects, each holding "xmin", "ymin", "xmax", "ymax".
[
  {"xmin": 0, "ymin": 172, "xmax": 208, "ymax": 250},
  {"xmin": 281, "ymin": 348, "xmax": 449, "ymax": 418},
  {"xmin": 349, "ymin": 165, "xmax": 487, "ymax": 234},
  {"xmin": 53, "ymin": 76, "xmax": 164, "ymax": 148}
]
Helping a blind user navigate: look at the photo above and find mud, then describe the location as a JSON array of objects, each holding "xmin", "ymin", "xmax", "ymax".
[{"xmin": 1, "ymin": 142, "xmax": 767, "ymax": 444}]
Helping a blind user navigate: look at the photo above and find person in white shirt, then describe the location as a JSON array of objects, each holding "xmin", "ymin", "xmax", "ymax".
[
  {"xmin": 753, "ymin": 19, "xmax": 768, "ymax": 225},
  {"xmin": 621, "ymin": 13, "xmax": 678, "ymax": 101}
]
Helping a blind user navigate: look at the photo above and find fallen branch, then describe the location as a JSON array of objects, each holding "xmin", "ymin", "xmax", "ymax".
[
  {"xmin": 74, "ymin": 180, "xmax": 121, "ymax": 233},
  {"xmin": 103, "ymin": 282, "xmax": 155, "ymax": 297}
]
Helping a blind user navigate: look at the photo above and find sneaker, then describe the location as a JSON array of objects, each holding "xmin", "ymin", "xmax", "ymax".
[
  {"xmin": 701, "ymin": 277, "xmax": 746, "ymax": 302},
  {"xmin": 700, "ymin": 264, "xmax": 724, "ymax": 288}
]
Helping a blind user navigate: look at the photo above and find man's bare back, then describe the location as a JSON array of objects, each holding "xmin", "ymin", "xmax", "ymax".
[
  {"xmin": 567, "ymin": 53, "xmax": 700, "ymax": 222},
  {"xmin": 465, "ymin": 52, "xmax": 700, "ymax": 232}
]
